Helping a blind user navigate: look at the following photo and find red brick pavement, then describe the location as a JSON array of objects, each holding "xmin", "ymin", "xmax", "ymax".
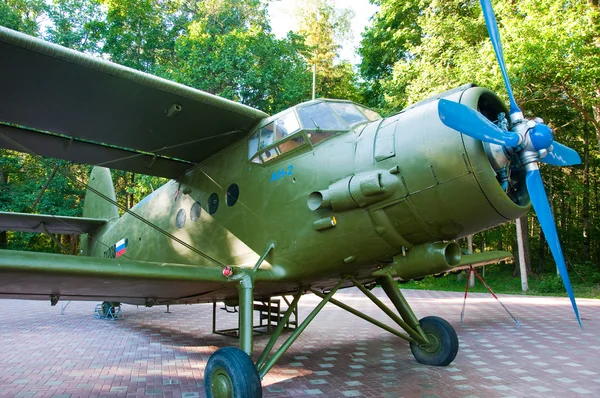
[{"xmin": 0, "ymin": 288, "xmax": 598, "ymax": 398}]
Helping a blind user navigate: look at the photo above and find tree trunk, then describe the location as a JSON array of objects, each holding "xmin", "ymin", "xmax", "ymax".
[
  {"xmin": 70, "ymin": 235, "xmax": 78, "ymax": 255},
  {"xmin": 0, "ymin": 162, "xmax": 7, "ymax": 249},
  {"xmin": 127, "ymin": 173, "xmax": 135, "ymax": 209},
  {"xmin": 514, "ymin": 216, "xmax": 531, "ymax": 276},
  {"xmin": 467, "ymin": 235, "xmax": 474, "ymax": 287},
  {"xmin": 593, "ymin": 90, "xmax": 600, "ymax": 152},
  {"xmin": 537, "ymin": 228, "xmax": 546, "ymax": 273},
  {"xmin": 480, "ymin": 231, "xmax": 486, "ymax": 252},
  {"xmin": 497, "ymin": 228, "xmax": 505, "ymax": 265},
  {"xmin": 583, "ymin": 121, "xmax": 591, "ymax": 262}
]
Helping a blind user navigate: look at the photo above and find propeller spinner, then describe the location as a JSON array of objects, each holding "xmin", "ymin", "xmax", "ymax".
[{"xmin": 438, "ymin": 0, "xmax": 583, "ymax": 327}]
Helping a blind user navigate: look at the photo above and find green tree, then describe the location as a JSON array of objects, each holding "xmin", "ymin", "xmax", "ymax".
[
  {"xmin": 358, "ymin": 0, "xmax": 422, "ymax": 110},
  {"xmin": 295, "ymin": 0, "xmax": 361, "ymax": 101},
  {"xmin": 165, "ymin": 0, "xmax": 311, "ymax": 113},
  {"xmin": 0, "ymin": 0, "xmax": 46, "ymax": 35},
  {"xmin": 45, "ymin": 0, "xmax": 106, "ymax": 53},
  {"xmin": 95, "ymin": 0, "xmax": 191, "ymax": 73}
]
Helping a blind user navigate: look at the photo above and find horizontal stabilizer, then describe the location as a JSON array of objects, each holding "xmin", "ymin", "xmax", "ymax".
[
  {"xmin": 0, "ymin": 211, "xmax": 107, "ymax": 234},
  {"xmin": 451, "ymin": 250, "xmax": 513, "ymax": 271},
  {"xmin": 0, "ymin": 249, "xmax": 227, "ymax": 305}
]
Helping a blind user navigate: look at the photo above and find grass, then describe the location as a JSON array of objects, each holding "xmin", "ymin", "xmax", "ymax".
[{"xmin": 400, "ymin": 263, "xmax": 600, "ymax": 299}]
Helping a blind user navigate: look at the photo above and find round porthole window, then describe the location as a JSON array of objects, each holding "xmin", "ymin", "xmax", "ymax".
[
  {"xmin": 208, "ymin": 193, "xmax": 219, "ymax": 215},
  {"xmin": 226, "ymin": 183, "xmax": 239, "ymax": 207},
  {"xmin": 191, "ymin": 201, "xmax": 201, "ymax": 222},
  {"xmin": 176, "ymin": 208, "xmax": 186, "ymax": 229}
]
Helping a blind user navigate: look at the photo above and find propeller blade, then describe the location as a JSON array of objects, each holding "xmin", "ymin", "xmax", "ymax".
[
  {"xmin": 526, "ymin": 168, "xmax": 582, "ymax": 327},
  {"xmin": 438, "ymin": 99, "xmax": 520, "ymax": 147},
  {"xmin": 479, "ymin": 0, "xmax": 521, "ymax": 116},
  {"xmin": 542, "ymin": 142, "xmax": 582, "ymax": 166}
]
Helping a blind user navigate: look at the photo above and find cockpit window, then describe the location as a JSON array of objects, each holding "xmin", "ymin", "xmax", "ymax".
[
  {"xmin": 259, "ymin": 123, "xmax": 275, "ymax": 148},
  {"xmin": 357, "ymin": 105, "xmax": 382, "ymax": 121},
  {"xmin": 275, "ymin": 112, "xmax": 300, "ymax": 140},
  {"xmin": 297, "ymin": 102, "xmax": 348, "ymax": 131},
  {"xmin": 248, "ymin": 111, "xmax": 304, "ymax": 162},
  {"xmin": 329, "ymin": 102, "xmax": 368, "ymax": 126},
  {"xmin": 248, "ymin": 100, "xmax": 379, "ymax": 163}
]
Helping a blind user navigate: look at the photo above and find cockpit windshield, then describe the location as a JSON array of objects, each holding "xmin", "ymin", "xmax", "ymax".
[
  {"xmin": 297, "ymin": 102, "xmax": 348, "ymax": 131},
  {"xmin": 248, "ymin": 100, "xmax": 381, "ymax": 163}
]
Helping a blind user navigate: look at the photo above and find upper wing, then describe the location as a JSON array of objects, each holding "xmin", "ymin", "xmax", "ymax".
[
  {"xmin": 0, "ymin": 27, "xmax": 268, "ymax": 178},
  {"xmin": 0, "ymin": 211, "xmax": 107, "ymax": 234},
  {"xmin": 0, "ymin": 248, "xmax": 230, "ymax": 305}
]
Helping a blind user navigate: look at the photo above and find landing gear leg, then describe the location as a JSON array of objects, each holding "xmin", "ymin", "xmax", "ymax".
[
  {"xmin": 205, "ymin": 275, "xmax": 262, "ymax": 398},
  {"xmin": 379, "ymin": 274, "xmax": 458, "ymax": 366}
]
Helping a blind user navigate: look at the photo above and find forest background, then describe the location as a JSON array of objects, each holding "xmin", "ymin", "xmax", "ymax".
[{"xmin": 1, "ymin": 0, "xmax": 599, "ymax": 297}]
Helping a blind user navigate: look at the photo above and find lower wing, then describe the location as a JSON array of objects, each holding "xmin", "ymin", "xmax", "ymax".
[{"xmin": 0, "ymin": 249, "xmax": 229, "ymax": 306}]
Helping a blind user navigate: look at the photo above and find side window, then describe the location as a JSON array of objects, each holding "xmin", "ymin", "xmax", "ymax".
[
  {"xmin": 261, "ymin": 134, "xmax": 308, "ymax": 162},
  {"xmin": 278, "ymin": 134, "xmax": 307, "ymax": 155},
  {"xmin": 261, "ymin": 146, "xmax": 279, "ymax": 162},
  {"xmin": 248, "ymin": 112, "xmax": 304, "ymax": 162},
  {"xmin": 305, "ymin": 130, "xmax": 338, "ymax": 145},
  {"xmin": 248, "ymin": 132, "xmax": 259, "ymax": 160},
  {"xmin": 274, "ymin": 112, "xmax": 300, "ymax": 141},
  {"xmin": 259, "ymin": 123, "xmax": 275, "ymax": 149}
]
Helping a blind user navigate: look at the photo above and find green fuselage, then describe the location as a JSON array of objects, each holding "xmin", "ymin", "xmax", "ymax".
[{"xmin": 84, "ymin": 86, "xmax": 528, "ymax": 299}]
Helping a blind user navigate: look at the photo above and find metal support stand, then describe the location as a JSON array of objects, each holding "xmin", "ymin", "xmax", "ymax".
[
  {"xmin": 461, "ymin": 266, "xmax": 520, "ymax": 328},
  {"xmin": 61, "ymin": 301, "xmax": 71, "ymax": 315}
]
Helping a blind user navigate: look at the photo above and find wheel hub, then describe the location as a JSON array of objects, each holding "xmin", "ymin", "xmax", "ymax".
[
  {"xmin": 419, "ymin": 331, "xmax": 441, "ymax": 355},
  {"xmin": 211, "ymin": 368, "xmax": 233, "ymax": 398}
]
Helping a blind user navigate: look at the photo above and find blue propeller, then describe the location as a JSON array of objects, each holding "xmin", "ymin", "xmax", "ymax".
[
  {"xmin": 526, "ymin": 169, "xmax": 582, "ymax": 327},
  {"xmin": 480, "ymin": 0, "xmax": 521, "ymax": 117},
  {"xmin": 541, "ymin": 142, "xmax": 582, "ymax": 167},
  {"xmin": 438, "ymin": 99, "xmax": 520, "ymax": 147},
  {"xmin": 437, "ymin": 0, "xmax": 583, "ymax": 327}
]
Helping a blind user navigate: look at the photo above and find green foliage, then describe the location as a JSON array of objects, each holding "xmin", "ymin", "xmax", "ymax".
[
  {"xmin": 358, "ymin": 0, "xmax": 422, "ymax": 110},
  {"xmin": 0, "ymin": 150, "xmax": 87, "ymax": 252},
  {"xmin": 166, "ymin": 25, "xmax": 312, "ymax": 113},
  {"xmin": 0, "ymin": 0, "xmax": 46, "ymax": 35},
  {"xmin": 45, "ymin": 0, "xmax": 105, "ymax": 52},
  {"xmin": 403, "ymin": 264, "xmax": 600, "ymax": 299},
  {"xmin": 296, "ymin": 0, "xmax": 362, "ymax": 101},
  {"xmin": 535, "ymin": 274, "xmax": 566, "ymax": 294}
]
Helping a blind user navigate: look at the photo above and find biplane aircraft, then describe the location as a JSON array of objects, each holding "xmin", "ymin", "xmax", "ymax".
[{"xmin": 0, "ymin": 1, "xmax": 583, "ymax": 396}]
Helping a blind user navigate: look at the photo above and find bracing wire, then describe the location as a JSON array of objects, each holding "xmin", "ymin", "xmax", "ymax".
[{"xmin": 0, "ymin": 131, "xmax": 227, "ymax": 269}]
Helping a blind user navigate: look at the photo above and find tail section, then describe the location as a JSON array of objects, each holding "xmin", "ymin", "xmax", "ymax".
[{"xmin": 80, "ymin": 167, "xmax": 119, "ymax": 255}]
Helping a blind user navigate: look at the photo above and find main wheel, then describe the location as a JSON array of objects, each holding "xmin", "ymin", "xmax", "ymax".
[
  {"xmin": 204, "ymin": 347, "xmax": 262, "ymax": 398},
  {"xmin": 410, "ymin": 316, "xmax": 459, "ymax": 366}
]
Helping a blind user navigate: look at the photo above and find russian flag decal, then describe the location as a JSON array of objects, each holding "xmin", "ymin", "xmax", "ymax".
[{"xmin": 115, "ymin": 238, "xmax": 128, "ymax": 257}]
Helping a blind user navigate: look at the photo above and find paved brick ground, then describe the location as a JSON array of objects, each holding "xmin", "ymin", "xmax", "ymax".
[{"xmin": 0, "ymin": 288, "xmax": 599, "ymax": 398}]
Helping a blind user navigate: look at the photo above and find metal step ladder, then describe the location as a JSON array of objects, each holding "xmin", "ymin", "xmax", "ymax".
[{"xmin": 212, "ymin": 296, "xmax": 298, "ymax": 338}]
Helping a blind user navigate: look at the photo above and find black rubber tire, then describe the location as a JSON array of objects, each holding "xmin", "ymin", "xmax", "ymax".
[
  {"xmin": 410, "ymin": 316, "xmax": 459, "ymax": 366},
  {"xmin": 204, "ymin": 347, "xmax": 262, "ymax": 398}
]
